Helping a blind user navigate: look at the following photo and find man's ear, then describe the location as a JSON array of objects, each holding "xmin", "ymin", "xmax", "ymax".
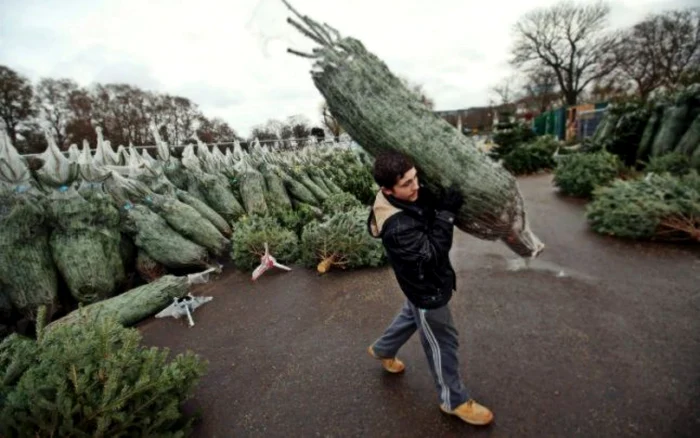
[{"xmin": 381, "ymin": 187, "xmax": 393, "ymax": 197}]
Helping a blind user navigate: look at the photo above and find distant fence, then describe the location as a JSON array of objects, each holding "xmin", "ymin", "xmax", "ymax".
[
  {"xmin": 20, "ymin": 136, "xmax": 355, "ymax": 158},
  {"xmin": 576, "ymin": 108, "xmax": 608, "ymax": 141}
]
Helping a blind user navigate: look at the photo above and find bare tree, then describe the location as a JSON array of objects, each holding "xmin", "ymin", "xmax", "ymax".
[
  {"xmin": 612, "ymin": 21, "xmax": 663, "ymax": 101},
  {"xmin": 86, "ymin": 86, "xmax": 203, "ymax": 147},
  {"xmin": 0, "ymin": 65, "xmax": 36, "ymax": 144},
  {"xmin": 287, "ymin": 114, "xmax": 311, "ymax": 137},
  {"xmin": 320, "ymin": 101, "xmax": 344, "ymax": 141},
  {"xmin": 15, "ymin": 121, "xmax": 48, "ymax": 154},
  {"xmin": 511, "ymin": 1, "xmax": 620, "ymax": 106},
  {"xmin": 277, "ymin": 114, "xmax": 311, "ymax": 147},
  {"xmin": 65, "ymin": 87, "xmax": 95, "ymax": 145},
  {"xmin": 612, "ymin": 8, "xmax": 699, "ymax": 100},
  {"xmin": 522, "ymin": 67, "xmax": 560, "ymax": 113},
  {"xmin": 603, "ymin": 7, "xmax": 700, "ymax": 101},
  {"xmin": 163, "ymin": 95, "xmax": 200, "ymax": 146},
  {"xmin": 587, "ymin": 75, "xmax": 629, "ymax": 102},
  {"xmin": 491, "ymin": 75, "xmax": 517, "ymax": 106},
  {"xmin": 34, "ymin": 78, "xmax": 80, "ymax": 148},
  {"xmin": 250, "ymin": 118, "xmax": 284, "ymax": 144},
  {"xmin": 489, "ymin": 76, "xmax": 520, "ymax": 129},
  {"xmin": 1, "ymin": 65, "xmax": 241, "ymax": 150},
  {"xmin": 649, "ymin": 8, "xmax": 699, "ymax": 90},
  {"xmin": 196, "ymin": 116, "xmax": 238, "ymax": 143},
  {"xmin": 211, "ymin": 118, "xmax": 238, "ymax": 142}
]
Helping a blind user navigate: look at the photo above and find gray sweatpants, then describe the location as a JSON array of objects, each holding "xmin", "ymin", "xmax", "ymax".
[{"xmin": 371, "ymin": 299, "xmax": 470, "ymax": 411}]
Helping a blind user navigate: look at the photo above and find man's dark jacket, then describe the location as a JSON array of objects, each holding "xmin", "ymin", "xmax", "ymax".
[{"xmin": 367, "ymin": 187, "xmax": 457, "ymax": 309}]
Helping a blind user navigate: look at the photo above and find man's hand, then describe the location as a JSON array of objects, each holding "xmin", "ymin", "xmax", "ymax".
[
  {"xmin": 438, "ymin": 185, "xmax": 464, "ymax": 214},
  {"xmin": 418, "ymin": 184, "xmax": 440, "ymax": 209}
]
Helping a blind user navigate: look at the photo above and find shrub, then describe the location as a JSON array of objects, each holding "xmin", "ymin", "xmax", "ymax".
[
  {"xmin": 231, "ymin": 215, "xmax": 300, "ymax": 270},
  {"xmin": 578, "ymin": 137, "xmax": 605, "ymax": 153},
  {"xmin": 553, "ymin": 151, "xmax": 622, "ymax": 197},
  {"xmin": 321, "ymin": 192, "xmax": 363, "ymax": 215},
  {"xmin": 603, "ymin": 104, "xmax": 650, "ymax": 167},
  {"xmin": 0, "ymin": 309, "xmax": 207, "ymax": 437},
  {"xmin": 300, "ymin": 207, "xmax": 386, "ymax": 273},
  {"xmin": 645, "ymin": 152, "xmax": 692, "ymax": 176},
  {"xmin": 268, "ymin": 204, "xmax": 323, "ymax": 238},
  {"xmin": 502, "ymin": 136, "xmax": 558, "ymax": 175},
  {"xmin": 586, "ymin": 171, "xmax": 700, "ymax": 242}
]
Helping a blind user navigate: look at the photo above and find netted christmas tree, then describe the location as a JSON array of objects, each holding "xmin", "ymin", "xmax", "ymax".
[
  {"xmin": 118, "ymin": 202, "xmax": 210, "ymax": 269},
  {"xmin": 301, "ymin": 207, "xmax": 386, "ymax": 274},
  {"xmin": 0, "ymin": 186, "xmax": 58, "ymax": 321},
  {"xmin": 33, "ymin": 133, "xmax": 125, "ymax": 305},
  {"xmin": 78, "ymin": 181, "xmax": 127, "ymax": 292},
  {"xmin": 135, "ymin": 250, "xmax": 167, "ymax": 282},
  {"xmin": 46, "ymin": 186, "xmax": 120, "ymax": 304},
  {"xmin": 259, "ymin": 162, "xmax": 293, "ymax": 211},
  {"xmin": 594, "ymin": 101, "xmax": 650, "ymax": 166},
  {"xmin": 186, "ymin": 168, "xmax": 245, "ymax": 223},
  {"xmin": 176, "ymin": 189, "xmax": 232, "ymax": 238},
  {"xmin": 288, "ymin": 165, "xmax": 329, "ymax": 204},
  {"xmin": 143, "ymin": 193, "xmax": 230, "ymax": 257},
  {"xmin": 237, "ymin": 159, "xmax": 269, "ymax": 216},
  {"xmin": 0, "ymin": 131, "xmax": 59, "ymax": 320},
  {"xmin": 319, "ymin": 149, "xmax": 376, "ymax": 205},
  {"xmin": 284, "ymin": 2, "xmax": 543, "ymax": 257},
  {"xmin": 46, "ymin": 273, "xmax": 194, "ymax": 329},
  {"xmin": 0, "ymin": 307, "xmax": 207, "ymax": 438}
]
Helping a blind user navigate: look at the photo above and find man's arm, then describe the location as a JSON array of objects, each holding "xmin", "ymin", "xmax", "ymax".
[
  {"xmin": 386, "ymin": 212, "xmax": 456, "ymax": 269},
  {"xmin": 384, "ymin": 186, "xmax": 463, "ymax": 268}
]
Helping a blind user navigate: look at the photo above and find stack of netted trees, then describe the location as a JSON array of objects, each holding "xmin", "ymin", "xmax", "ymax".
[
  {"xmin": 551, "ymin": 86, "xmax": 700, "ymax": 243},
  {"xmin": 0, "ymin": 124, "xmax": 386, "ymax": 334},
  {"xmin": 583, "ymin": 85, "xmax": 700, "ymax": 169}
]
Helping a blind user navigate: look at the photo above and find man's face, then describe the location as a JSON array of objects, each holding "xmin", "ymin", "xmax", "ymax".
[{"xmin": 382, "ymin": 167, "xmax": 419, "ymax": 202}]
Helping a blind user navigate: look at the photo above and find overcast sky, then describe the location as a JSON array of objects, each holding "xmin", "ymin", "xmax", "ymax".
[{"xmin": 0, "ymin": 0, "xmax": 693, "ymax": 138}]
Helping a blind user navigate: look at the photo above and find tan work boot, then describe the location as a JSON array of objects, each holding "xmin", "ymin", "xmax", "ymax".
[
  {"xmin": 367, "ymin": 345, "xmax": 405, "ymax": 373},
  {"xmin": 440, "ymin": 399, "xmax": 494, "ymax": 425}
]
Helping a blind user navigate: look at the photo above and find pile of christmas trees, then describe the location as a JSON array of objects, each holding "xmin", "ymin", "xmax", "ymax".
[
  {"xmin": 551, "ymin": 85, "xmax": 700, "ymax": 243},
  {"xmin": 0, "ymin": 124, "xmax": 386, "ymax": 333},
  {"xmin": 582, "ymin": 84, "xmax": 700, "ymax": 168}
]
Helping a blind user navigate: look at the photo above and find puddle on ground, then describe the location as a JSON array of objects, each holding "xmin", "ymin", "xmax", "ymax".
[{"xmin": 504, "ymin": 257, "xmax": 596, "ymax": 282}]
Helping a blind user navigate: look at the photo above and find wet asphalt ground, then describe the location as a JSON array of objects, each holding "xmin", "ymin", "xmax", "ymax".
[{"xmin": 138, "ymin": 174, "xmax": 700, "ymax": 437}]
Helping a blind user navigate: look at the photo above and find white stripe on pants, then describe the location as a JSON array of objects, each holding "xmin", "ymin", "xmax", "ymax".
[
  {"xmin": 419, "ymin": 308, "xmax": 450, "ymax": 410},
  {"xmin": 371, "ymin": 299, "xmax": 470, "ymax": 410}
]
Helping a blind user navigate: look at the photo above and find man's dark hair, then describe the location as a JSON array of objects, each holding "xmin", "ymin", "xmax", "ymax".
[{"xmin": 372, "ymin": 151, "xmax": 415, "ymax": 189}]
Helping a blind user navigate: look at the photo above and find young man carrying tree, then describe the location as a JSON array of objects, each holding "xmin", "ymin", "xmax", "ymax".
[{"xmin": 366, "ymin": 150, "xmax": 493, "ymax": 426}]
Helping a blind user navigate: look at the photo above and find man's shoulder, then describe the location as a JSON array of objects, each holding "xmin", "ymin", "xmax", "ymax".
[{"xmin": 381, "ymin": 210, "xmax": 424, "ymax": 238}]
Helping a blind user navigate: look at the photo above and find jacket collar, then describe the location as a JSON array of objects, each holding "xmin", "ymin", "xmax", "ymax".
[
  {"xmin": 368, "ymin": 191, "xmax": 401, "ymax": 237},
  {"xmin": 384, "ymin": 192, "xmax": 427, "ymax": 219},
  {"xmin": 368, "ymin": 189, "xmax": 431, "ymax": 238}
]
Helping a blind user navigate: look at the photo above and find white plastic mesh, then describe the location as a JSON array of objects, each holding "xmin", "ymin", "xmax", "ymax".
[{"xmin": 0, "ymin": 129, "xmax": 30, "ymax": 185}]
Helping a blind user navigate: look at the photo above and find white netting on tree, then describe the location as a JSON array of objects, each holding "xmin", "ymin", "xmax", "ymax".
[{"xmin": 282, "ymin": 1, "xmax": 544, "ymax": 257}]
